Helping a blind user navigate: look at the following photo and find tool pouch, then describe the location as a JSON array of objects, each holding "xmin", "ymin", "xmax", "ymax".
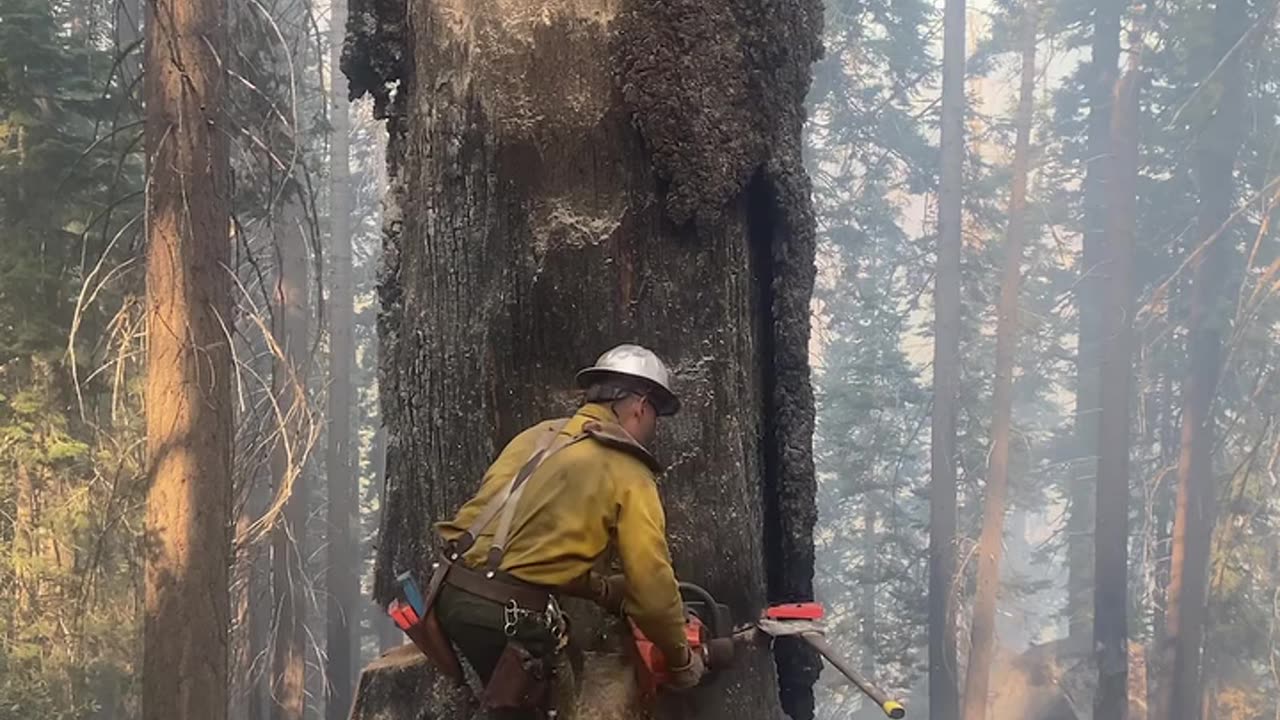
[
  {"xmin": 482, "ymin": 641, "xmax": 549, "ymax": 710},
  {"xmin": 404, "ymin": 607, "xmax": 464, "ymax": 683},
  {"xmin": 396, "ymin": 562, "xmax": 465, "ymax": 684}
]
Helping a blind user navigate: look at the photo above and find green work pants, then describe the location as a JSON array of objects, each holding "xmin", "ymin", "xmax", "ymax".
[{"xmin": 436, "ymin": 584, "xmax": 556, "ymax": 720}]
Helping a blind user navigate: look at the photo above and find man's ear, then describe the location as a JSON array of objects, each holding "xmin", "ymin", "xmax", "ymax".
[{"xmin": 621, "ymin": 397, "xmax": 639, "ymax": 421}]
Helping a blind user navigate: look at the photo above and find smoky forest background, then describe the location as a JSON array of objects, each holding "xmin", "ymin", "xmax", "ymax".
[{"xmin": 3, "ymin": 0, "xmax": 1280, "ymax": 717}]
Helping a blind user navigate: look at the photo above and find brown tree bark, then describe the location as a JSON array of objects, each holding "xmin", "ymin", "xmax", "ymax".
[
  {"xmin": 341, "ymin": 0, "xmax": 822, "ymax": 714},
  {"xmin": 1068, "ymin": 0, "xmax": 1123, "ymax": 648},
  {"xmin": 327, "ymin": 0, "xmax": 360, "ymax": 712},
  {"xmin": 930, "ymin": 0, "xmax": 965, "ymax": 716},
  {"xmin": 270, "ymin": 192, "xmax": 311, "ymax": 720},
  {"xmin": 960, "ymin": 5, "xmax": 1037, "ymax": 717},
  {"xmin": 142, "ymin": 0, "xmax": 232, "ymax": 710},
  {"xmin": 1092, "ymin": 54, "xmax": 1140, "ymax": 720},
  {"xmin": 1158, "ymin": 2, "xmax": 1249, "ymax": 719}
]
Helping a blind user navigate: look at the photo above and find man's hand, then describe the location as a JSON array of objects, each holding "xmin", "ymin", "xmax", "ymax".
[
  {"xmin": 562, "ymin": 571, "xmax": 627, "ymax": 614},
  {"xmin": 597, "ymin": 573, "xmax": 627, "ymax": 615},
  {"xmin": 667, "ymin": 647, "xmax": 707, "ymax": 690}
]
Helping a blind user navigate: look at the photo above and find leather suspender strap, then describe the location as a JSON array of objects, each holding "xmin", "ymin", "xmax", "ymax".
[
  {"xmin": 484, "ymin": 430, "xmax": 589, "ymax": 573},
  {"xmin": 449, "ymin": 419, "xmax": 570, "ymax": 559}
]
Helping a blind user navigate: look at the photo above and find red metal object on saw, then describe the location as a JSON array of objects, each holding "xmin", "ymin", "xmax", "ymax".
[{"xmin": 764, "ymin": 602, "xmax": 825, "ymax": 621}]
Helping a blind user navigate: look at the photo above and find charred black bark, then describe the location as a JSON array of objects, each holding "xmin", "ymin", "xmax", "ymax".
[
  {"xmin": 748, "ymin": 174, "xmax": 821, "ymax": 720},
  {"xmin": 340, "ymin": 0, "xmax": 403, "ymax": 118},
  {"xmin": 344, "ymin": 0, "xmax": 821, "ymax": 715}
]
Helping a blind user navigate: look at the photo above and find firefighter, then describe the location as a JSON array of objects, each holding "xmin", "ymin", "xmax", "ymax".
[{"xmin": 431, "ymin": 344, "xmax": 706, "ymax": 717}]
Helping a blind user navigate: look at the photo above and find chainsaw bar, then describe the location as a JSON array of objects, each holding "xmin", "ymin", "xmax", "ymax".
[
  {"xmin": 737, "ymin": 608, "xmax": 906, "ymax": 719},
  {"xmin": 756, "ymin": 617, "xmax": 825, "ymax": 638}
]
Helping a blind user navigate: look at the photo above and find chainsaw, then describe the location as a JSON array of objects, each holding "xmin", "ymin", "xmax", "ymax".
[
  {"xmin": 630, "ymin": 583, "xmax": 906, "ymax": 719},
  {"xmin": 629, "ymin": 582, "xmax": 737, "ymax": 694}
]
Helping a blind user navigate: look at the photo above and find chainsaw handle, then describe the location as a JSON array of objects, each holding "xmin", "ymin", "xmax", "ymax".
[{"xmin": 677, "ymin": 582, "xmax": 730, "ymax": 636}]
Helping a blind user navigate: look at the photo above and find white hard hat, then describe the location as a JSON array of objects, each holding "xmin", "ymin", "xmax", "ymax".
[{"xmin": 575, "ymin": 344, "xmax": 680, "ymax": 416}]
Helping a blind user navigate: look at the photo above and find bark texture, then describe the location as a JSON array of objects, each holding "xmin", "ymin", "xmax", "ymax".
[
  {"xmin": 1158, "ymin": 2, "xmax": 1248, "ymax": 718},
  {"xmin": 1092, "ymin": 59, "xmax": 1140, "ymax": 720},
  {"xmin": 1068, "ymin": 0, "xmax": 1122, "ymax": 646},
  {"xmin": 929, "ymin": 0, "xmax": 965, "ymax": 716},
  {"xmin": 327, "ymin": 0, "xmax": 360, "ymax": 712},
  {"xmin": 142, "ymin": 0, "xmax": 232, "ymax": 711},
  {"xmin": 342, "ymin": 0, "xmax": 822, "ymax": 714},
  {"xmin": 961, "ymin": 6, "xmax": 1037, "ymax": 717}
]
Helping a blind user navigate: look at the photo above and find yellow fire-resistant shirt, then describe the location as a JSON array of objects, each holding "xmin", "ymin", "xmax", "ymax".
[{"xmin": 435, "ymin": 403, "xmax": 688, "ymax": 661}]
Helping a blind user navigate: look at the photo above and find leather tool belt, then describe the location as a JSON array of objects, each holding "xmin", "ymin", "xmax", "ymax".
[{"xmin": 444, "ymin": 562, "xmax": 552, "ymax": 612}]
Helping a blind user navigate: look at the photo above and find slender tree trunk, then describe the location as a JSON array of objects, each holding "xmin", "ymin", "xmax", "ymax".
[
  {"xmin": 369, "ymin": 426, "xmax": 400, "ymax": 653},
  {"xmin": 930, "ymin": 0, "xmax": 965, "ymax": 715},
  {"xmin": 861, "ymin": 503, "xmax": 878, "ymax": 678},
  {"xmin": 141, "ymin": 0, "xmax": 232, "ymax": 710},
  {"xmin": 1150, "ymin": 365, "xmax": 1176, "ymax": 674},
  {"xmin": 270, "ymin": 193, "xmax": 311, "ymax": 720},
  {"xmin": 1069, "ymin": 0, "xmax": 1123, "ymax": 648},
  {"xmin": 1160, "ymin": 3, "xmax": 1248, "ymax": 719},
  {"xmin": 235, "ymin": 458, "xmax": 270, "ymax": 720},
  {"xmin": 116, "ymin": 0, "xmax": 143, "ymax": 95},
  {"xmin": 240, "ymin": 326, "xmax": 274, "ymax": 720},
  {"xmin": 327, "ymin": 0, "xmax": 359, "ymax": 711},
  {"xmin": 234, "ymin": 502, "xmax": 251, "ymax": 720},
  {"xmin": 13, "ymin": 458, "xmax": 37, "ymax": 618},
  {"xmin": 961, "ymin": 6, "xmax": 1037, "ymax": 717},
  {"xmin": 341, "ymin": 0, "xmax": 822, "ymax": 713},
  {"xmin": 232, "ymin": 323, "xmax": 271, "ymax": 719},
  {"xmin": 250, "ymin": 479, "xmax": 270, "ymax": 720},
  {"xmin": 1093, "ymin": 55, "xmax": 1140, "ymax": 720}
]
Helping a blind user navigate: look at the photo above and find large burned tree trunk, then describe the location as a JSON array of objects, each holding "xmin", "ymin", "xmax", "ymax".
[{"xmin": 342, "ymin": 0, "xmax": 822, "ymax": 717}]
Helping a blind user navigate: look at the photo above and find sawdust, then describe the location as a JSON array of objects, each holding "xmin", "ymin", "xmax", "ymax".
[
  {"xmin": 364, "ymin": 644, "xmax": 420, "ymax": 671},
  {"xmin": 349, "ymin": 647, "xmax": 478, "ymax": 720},
  {"xmin": 435, "ymin": 0, "xmax": 619, "ymax": 37},
  {"xmin": 531, "ymin": 199, "xmax": 626, "ymax": 251},
  {"xmin": 562, "ymin": 652, "xmax": 648, "ymax": 720},
  {"xmin": 350, "ymin": 647, "xmax": 651, "ymax": 720}
]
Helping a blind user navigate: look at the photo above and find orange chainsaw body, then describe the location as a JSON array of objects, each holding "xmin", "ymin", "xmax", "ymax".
[
  {"xmin": 630, "ymin": 613, "xmax": 708, "ymax": 695},
  {"xmin": 629, "ymin": 582, "xmax": 735, "ymax": 695}
]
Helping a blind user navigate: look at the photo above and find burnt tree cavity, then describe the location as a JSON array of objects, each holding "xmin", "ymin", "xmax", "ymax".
[
  {"xmin": 343, "ymin": 0, "xmax": 822, "ymax": 715},
  {"xmin": 748, "ymin": 174, "xmax": 821, "ymax": 720}
]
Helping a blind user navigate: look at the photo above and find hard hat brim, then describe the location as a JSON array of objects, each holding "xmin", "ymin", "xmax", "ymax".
[{"xmin": 575, "ymin": 367, "xmax": 681, "ymax": 416}]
